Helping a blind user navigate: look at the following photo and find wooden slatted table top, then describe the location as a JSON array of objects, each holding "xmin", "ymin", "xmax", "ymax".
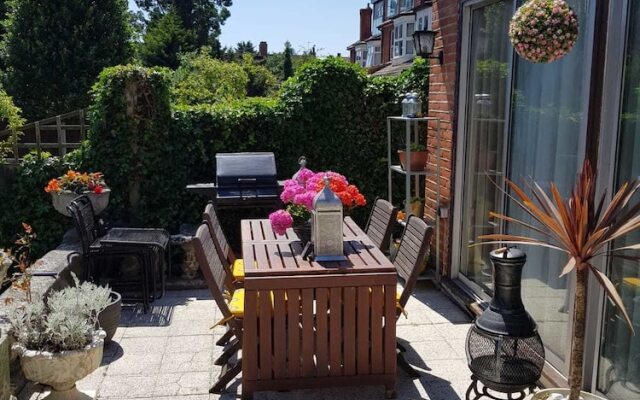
[{"xmin": 241, "ymin": 217, "xmax": 395, "ymax": 276}]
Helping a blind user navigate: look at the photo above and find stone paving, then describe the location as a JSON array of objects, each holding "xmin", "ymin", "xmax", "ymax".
[{"xmin": 19, "ymin": 282, "xmax": 474, "ymax": 400}]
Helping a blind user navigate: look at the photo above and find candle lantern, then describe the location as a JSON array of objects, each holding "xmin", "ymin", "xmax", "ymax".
[{"xmin": 312, "ymin": 174, "xmax": 346, "ymax": 262}]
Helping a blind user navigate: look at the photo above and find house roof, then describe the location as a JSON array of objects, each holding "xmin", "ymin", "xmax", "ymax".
[{"xmin": 371, "ymin": 60, "xmax": 414, "ymax": 76}]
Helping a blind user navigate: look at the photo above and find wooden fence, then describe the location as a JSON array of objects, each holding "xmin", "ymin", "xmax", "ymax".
[{"xmin": 0, "ymin": 109, "xmax": 87, "ymax": 165}]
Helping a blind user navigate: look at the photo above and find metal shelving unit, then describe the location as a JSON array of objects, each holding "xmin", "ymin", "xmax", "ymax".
[{"xmin": 387, "ymin": 116, "xmax": 442, "ymax": 281}]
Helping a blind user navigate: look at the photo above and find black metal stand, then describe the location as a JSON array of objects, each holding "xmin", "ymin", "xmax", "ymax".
[{"xmin": 465, "ymin": 375, "xmax": 535, "ymax": 400}]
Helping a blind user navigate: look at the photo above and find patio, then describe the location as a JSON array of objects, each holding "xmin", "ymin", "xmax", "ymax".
[{"xmin": 18, "ymin": 283, "xmax": 473, "ymax": 400}]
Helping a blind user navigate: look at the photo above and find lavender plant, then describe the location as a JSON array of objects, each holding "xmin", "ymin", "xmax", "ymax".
[{"xmin": 8, "ymin": 273, "xmax": 112, "ymax": 352}]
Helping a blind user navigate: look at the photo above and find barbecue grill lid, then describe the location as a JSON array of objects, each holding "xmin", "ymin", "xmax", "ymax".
[{"xmin": 216, "ymin": 152, "xmax": 277, "ymax": 185}]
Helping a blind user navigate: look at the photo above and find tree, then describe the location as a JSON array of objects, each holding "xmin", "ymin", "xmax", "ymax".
[
  {"xmin": 239, "ymin": 54, "xmax": 277, "ymax": 97},
  {"xmin": 3, "ymin": 0, "xmax": 132, "ymax": 120},
  {"xmin": 172, "ymin": 50, "xmax": 248, "ymax": 105},
  {"xmin": 139, "ymin": 11, "xmax": 195, "ymax": 69},
  {"xmin": 135, "ymin": 0, "xmax": 232, "ymax": 50},
  {"xmin": 283, "ymin": 41, "xmax": 294, "ymax": 80},
  {"xmin": 235, "ymin": 40, "xmax": 255, "ymax": 56}
]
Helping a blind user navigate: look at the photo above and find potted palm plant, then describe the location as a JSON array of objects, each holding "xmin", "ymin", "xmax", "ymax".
[
  {"xmin": 477, "ymin": 160, "xmax": 639, "ymax": 400},
  {"xmin": 8, "ymin": 274, "xmax": 112, "ymax": 400}
]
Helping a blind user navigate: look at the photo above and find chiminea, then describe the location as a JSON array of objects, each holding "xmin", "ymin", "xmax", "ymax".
[{"xmin": 465, "ymin": 248, "xmax": 545, "ymax": 400}]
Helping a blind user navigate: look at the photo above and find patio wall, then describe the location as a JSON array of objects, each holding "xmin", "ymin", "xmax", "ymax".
[{"xmin": 426, "ymin": 0, "xmax": 460, "ymax": 276}]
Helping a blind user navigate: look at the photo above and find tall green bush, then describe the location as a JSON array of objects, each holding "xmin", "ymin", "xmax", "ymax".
[
  {"xmin": 85, "ymin": 65, "xmax": 179, "ymax": 228},
  {"xmin": 3, "ymin": 0, "xmax": 132, "ymax": 120},
  {"xmin": 0, "ymin": 86, "xmax": 25, "ymax": 158},
  {"xmin": 0, "ymin": 152, "xmax": 74, "ymax": 258},
  {"xmin": 172, "ymin": 51, "xmax": 248, "ymax": 105}
]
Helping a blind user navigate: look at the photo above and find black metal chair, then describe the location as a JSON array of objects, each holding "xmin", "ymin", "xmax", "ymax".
[
  {"xmin": 365, "ymin": 198, "xmax": 399, "ymax": 253},
  {"xmin": 67, "ymin": 195, "xmax": 170, "ymax": 313},
  {"xmin": 392, "ymin": 215, "xmax": 434, "ymax": 377}
]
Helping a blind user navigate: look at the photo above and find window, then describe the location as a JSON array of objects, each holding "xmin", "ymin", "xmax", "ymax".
[
  {"xmin": 394, "ymin": 24, "xmax": 404, "ymax": 57},
  {"xmin": 387, "ymin": 0, "xmax": 398, "ymax": 18},
  {"xmin": 400, "ymin": 0, "xmax": 414, "ymax": 12},
  {"xmin": 366, "ymin": 44, "xmax": 382, "ymax": 67},
  {"xmin": 597, "ymin": 1, "xmax": 640, "ymax": 398},
  {"xmin": 416, "ymin": 8, "xmax": 432, "ymax": 31},
  {"xmin": 355, "ymin": 48, "xmax": 368, "ymax": 68},
  {"xmin": 373, "ymin": 1, "xmax": 384, "ymax": 35}
]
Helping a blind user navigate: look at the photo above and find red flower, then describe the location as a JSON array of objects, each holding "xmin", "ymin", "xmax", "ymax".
[{"xmin": 94, "ymin": 185, "xmax": 104, "ymax": 194}]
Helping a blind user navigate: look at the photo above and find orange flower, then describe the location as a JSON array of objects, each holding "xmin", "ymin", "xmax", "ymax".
[{"xmin": 44, "ymin": 178, "xmax": 60, "ymax": 193}]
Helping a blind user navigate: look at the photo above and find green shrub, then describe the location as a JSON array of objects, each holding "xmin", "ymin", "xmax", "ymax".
[
  {"xmin": 172, "ymin": 51, "xmax": 248, "ymax": 105},
  {"xmin": 0, "ymin": 87, "xmax": 25, "ymax": 159},
  {"xmin": 239, "ymin": 54, "xmax": 278, "ymax": 97},
  {"xmin": 0, "ymin": 152, "xmax": 75, "ymax": 258},
  {"xmin": 85, "ymin": 64, "xmax": 179, "ymax": 228}
]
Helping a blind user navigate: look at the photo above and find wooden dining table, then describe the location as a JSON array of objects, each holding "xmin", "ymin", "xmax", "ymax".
[{"xmin": 240, "ymin": 217, "xmax": 397, "ymax": 399}]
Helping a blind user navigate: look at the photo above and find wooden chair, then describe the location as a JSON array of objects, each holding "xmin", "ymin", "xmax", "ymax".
[
  {"xmin": 391, "ymin": 215, "xmax": 434, "ymax": 377},
  {"xmin": 193, "ymin": 222, "xmax": 244, "ymax": 394},
  {"xmin": 203, "ymin": 202, "xmax": 244, "ymax": 288},
  {"xmin": 365, "ymin": 198, "xmax": 398, "ymax": 253}
]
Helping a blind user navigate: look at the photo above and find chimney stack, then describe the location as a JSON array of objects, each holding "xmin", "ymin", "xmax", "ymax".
[
  {"xmin": 259, "ymin": 41, "xmax": 268, "ymax": 58},
  {"xmin": 359, "ymin": 4, "xmax": 373, "ymax": 41}
]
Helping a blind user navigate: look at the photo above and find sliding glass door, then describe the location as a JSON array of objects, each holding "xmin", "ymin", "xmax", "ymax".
[
  {"xmin": 597, "ymin": 1, "xmax": 640, "ymax": 398},
  {"xmin": 455, "ymin": 0, "xmax": 595, "ymax": 373}
]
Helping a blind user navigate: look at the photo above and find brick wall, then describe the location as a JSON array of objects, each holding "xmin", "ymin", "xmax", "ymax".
[{"xmin": 425, "ymin": 0, "xmax": 459, "ymax": 276}]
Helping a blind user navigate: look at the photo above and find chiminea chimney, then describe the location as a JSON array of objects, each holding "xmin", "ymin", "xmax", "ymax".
[
  {"xmin": 360, "ymin": 4, "xmax": 373, "ymax": 41},
  {"xmin": 258, "ymin": 41, "xmax": 268, "ymax": 58}
]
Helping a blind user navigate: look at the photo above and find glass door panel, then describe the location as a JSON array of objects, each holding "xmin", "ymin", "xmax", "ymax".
[
  {"xmin": 506, "ymin": 0, "xmax": 593, "ymax": 364},
  {"xmin": 459, "ymin": 0, "xmax": 513, "ymax": 293},
  {"xmin": 597, "ymin": 1, "xmax": 640, "ymax": 397}
]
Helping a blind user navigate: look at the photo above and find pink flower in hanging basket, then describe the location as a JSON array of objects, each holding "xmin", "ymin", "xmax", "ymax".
[{"xmin": 509, "ymin": 0, "xmax": 578, "ymax": 63}]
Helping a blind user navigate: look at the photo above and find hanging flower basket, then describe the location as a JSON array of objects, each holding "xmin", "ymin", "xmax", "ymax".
[{"xmin": 509, "ymin": 0, "xmax": 579, "ymax": 64}]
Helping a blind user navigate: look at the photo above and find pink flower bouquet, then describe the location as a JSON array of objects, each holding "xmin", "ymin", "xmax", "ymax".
[{"xmin": 268, "ymin": 168, "xmax": 367, "ymax": 236}]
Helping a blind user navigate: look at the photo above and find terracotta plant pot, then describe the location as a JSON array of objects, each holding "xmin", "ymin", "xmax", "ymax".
[
  {"xmin": 525, "ymin": 389, "xmax": 607, "ymax": 400},
  {"xmin": 51, "ymin": 189, "xmax": 111, "ymax": 217},
  {"xmin": 410, "ymin": 200, "xmax": 424, "ymax": 217},
  {"xmin": 98, "ymin": 291, "xmax": 122, "ymax": 343},
  {"xmin": 398, "ymin": 150, "xmax": 429, "ymax": 171},
  {"xmin": 13, "ymin": 330, "xmax": 106, "ymax": 400}
]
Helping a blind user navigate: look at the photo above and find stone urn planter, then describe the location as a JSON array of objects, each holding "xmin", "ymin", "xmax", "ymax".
[
  {"xmin": 525, "ymin": 389, "xmax": 607, "ymax": 400},
  {"xmin": 98, "ymin": 291, "xmax": 122, "ymax": 343},
  {"xmin": 13, "ymin": 330, "xmax": 106, "ymax": 400},
  {"xmin": 51, "ymin": 190, "xmax": 111, "ymax": 217},
  {"xmin": 0, "ymin": 251, "xmax": 12, "ymax": 284}
]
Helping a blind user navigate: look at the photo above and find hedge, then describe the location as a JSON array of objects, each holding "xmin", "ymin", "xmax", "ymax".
[{"xmin": 0, "ymin": 57, "xmax": 428, "ymax": 256}]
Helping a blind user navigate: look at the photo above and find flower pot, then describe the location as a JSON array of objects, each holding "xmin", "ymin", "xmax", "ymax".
[
  {"xmin": 51, "ymin": 189, "xmax": 111, "ymax": 217},
  {"xmin": 293, "ymin": 221, "xmax": 312, "ymax": 246},
  {"xmin": 398, "ymin": 150, "xmax": 429, "ymax": 171},
  {"xmin": 13, "ymin": 330, "xmax": 106, "ymax": 400},
  {"xmin": 525, "ymin": 389, "xmax": 607, "ymax": 400},
  {"xmin": 410, "ymin": 200, "xmax": 424, "ymax": 217},
  {"xmin": 98, "ymin": 292, "xmax": 121, "ymax": 343}
]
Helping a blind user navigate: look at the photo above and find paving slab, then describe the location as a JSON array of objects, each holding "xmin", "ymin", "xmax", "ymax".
[{"xmin": 19, "ymin": 282, "xmax": 476, "ymax": 400}]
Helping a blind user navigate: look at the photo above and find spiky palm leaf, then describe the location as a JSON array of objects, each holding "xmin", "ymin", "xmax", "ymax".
[{"xmin": 476, "ymin": 160, "xmax": 639, "ymax": 334}]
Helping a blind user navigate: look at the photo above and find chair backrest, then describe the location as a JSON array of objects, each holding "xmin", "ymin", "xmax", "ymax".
[
  {"xmin": 192, "ymin": 222, "xmax": 242, "ymax": 338},
  {"xmin": 392, "ymin": 215, "xmax": 433, "ymax": 310},
  {"xmin": 67, "ymin": 195, "xmax": 98, "ymax": 256},
  {"xmin": 365, "ymin": 198, "xmax": 398, "ymax": 252},
  {"xmin": 203, "ymin": 202, "xmax": 235, "ymax": 263}
]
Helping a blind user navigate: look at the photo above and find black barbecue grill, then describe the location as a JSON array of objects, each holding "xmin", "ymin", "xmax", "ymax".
[{"xmin": 186, "ymin": 152, "xmax": 283, "ymax": 209}]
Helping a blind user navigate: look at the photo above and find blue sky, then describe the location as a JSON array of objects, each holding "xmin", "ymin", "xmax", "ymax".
[{"xmin": 127, "ymin": 0, "xmax": 362, "ymax": 56}]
